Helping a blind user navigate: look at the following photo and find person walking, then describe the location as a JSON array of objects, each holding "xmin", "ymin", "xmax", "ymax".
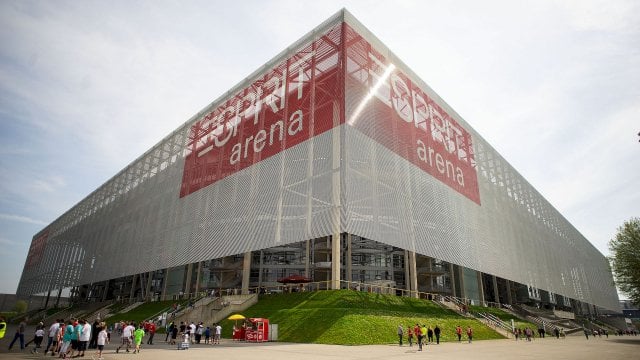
[
  {"xmin": 44, "ymin": 319, "xmax": 60, "ymax": 354},
  {"xmin": 397, "ymin": 324, "xmax": 403, "ymax": 346},
  {"xmin": 94, "ymin": 323, "xmax": 108, "ymax": 360},
  {"xmin": 170, "ymin": 323, "xmax": 178, "ymax": 345},
  {"xmin": 214, "ymin": 323, "xmax": 222, "ymax": 344},
  {"xmin": 204, "ymin": 326, "xmax": 211, "ymax": 344},
  {"xmin": 189, "ymin": 322, "xmax": 196, "ymax": 344},
  {"xmin": 133, "ymin": 324, "xmax": 145, "ymax": 354},
  {"xmin": 165, "ymin": 321, "xmax": 173, "ymax": 342},
  {"xmin": 456, "ymin": 325, "xmax": 462, "ymax": 342},
  {"xmin": 407, "ymin": 326, "xmax": 413, "ymax": 347},
  {"xmin": 8, "ymin": 319, "xmax": 27, "ymax": 351},
  {"xmin": 434, "ymin": 325, "xmax": 441, "ymax": 344},
  {"xmin": 116, "ymin": 321, "xmax": 134, "ymax": 353},
  {"xmin": 58, "ymin": 319, "xmax": 74, "ymax": 358},
  {"xmin": 30, "ymin": 325, "xmax": 44, "ymax": 354},
  {"xmin": 427, "ymin": 326, "xmax": 433, "ymax": 344},
  {"xmin": 195, "ymin": 322, "xmax": 203, "ymax": 343},
  {"xmin": 54, "ymin": 319, "xmax": 64, "ymax": 354},
  {"xmin": 79, "ymin": 319, "xmax": 92, "ymax": 357},
  {"xmin": 466, "ymin": 326, "xmax": 473, "ymax": 343},
  {"xmin": 89, "ymin": 320, "xmax": 99, "ymax": 349},
  {"xmin": 420, "ymin": 325, "xmax": 427, "ymax": 349},
  {"xmin": 147, "ymin": 321, "xmax": 156, "ymax": 345},
  {"xmin": 65, "ymin": 318, "xmax": 82, "ymax": 359},
  {"xmin": 415, "ymin": 324, "xmax": 423, "ymax": 351}
]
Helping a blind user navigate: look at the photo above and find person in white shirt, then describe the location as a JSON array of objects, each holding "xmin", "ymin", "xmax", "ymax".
[
  {"xmin": 195, "ymin": 322, "xmax": 203, "ymax": 343},
  {"xmin": 94, "ymin": 322, "xmax": 109, "ymax": 360},
  {"xmin": 116, "ymin": 322, "xmax": 135, "ymax": 353},
  {"xmin": 79, "ymin": 319, "xmax": 92, "ymax": 357},
  {"xmin": 31, "ymin": 326, "xmax": 45, "ymax": 353},
  {"xmin": 44, "ymin": 319, "xmax": 60, "ymax": 354},
  {"xmin": 214, "ymin": 324, "xmax": 222, "ymax": 344},
  {"xmin": 189, "ymin": 322, "xmax": 196, "ymax": 344}
]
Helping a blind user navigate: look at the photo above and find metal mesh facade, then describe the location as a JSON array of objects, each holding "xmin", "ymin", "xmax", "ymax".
[
  {"xmin": 17, "ymin": 14, "xmax": 345, "ymax": 299},
  {"xmin": 341, "ymin": 13, "xmax": 618, "ymax": 311},
  {"xmin": 17, "ymin": 9, "xmax": 619, "ymax": 311}
]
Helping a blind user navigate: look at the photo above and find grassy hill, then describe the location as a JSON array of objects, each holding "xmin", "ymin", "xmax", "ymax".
[
  {"xmin": 104, "ymin": 300, "xmax": 176, "ymax": 325},
  {"xmin": 219, "ymin": 290, "xmax": 505, "ymax": 344}
]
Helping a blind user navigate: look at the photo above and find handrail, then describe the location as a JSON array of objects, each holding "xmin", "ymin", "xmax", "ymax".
[{"xmin": 477, "ymin": 312, "xmax": 513, "ymax": 333}]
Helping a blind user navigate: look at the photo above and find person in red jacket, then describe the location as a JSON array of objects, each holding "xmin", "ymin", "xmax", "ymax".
[
  {"xmin": 414, "ymin": 324, "xmax": 422, "ymax": 351},
  {"xmin": 146, "ymin": 322, "xmax": 156, "ymax": 345}
]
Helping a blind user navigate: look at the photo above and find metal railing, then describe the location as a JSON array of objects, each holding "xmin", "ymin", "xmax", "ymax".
[
  {"xmin": 241, "ymin": 280, "xmax": 448, "ymax": 301},
  {"xmin": 476, "ymin": 312, "xmax": 513, "ymax": 333}
]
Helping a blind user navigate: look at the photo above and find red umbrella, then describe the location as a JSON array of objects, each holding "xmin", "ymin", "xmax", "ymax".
[{"xmin": 277, "ymin": 275, "xmax": 312, "ymax": 284}]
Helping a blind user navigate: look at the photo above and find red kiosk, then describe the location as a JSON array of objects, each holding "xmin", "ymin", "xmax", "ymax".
[
  {"xmin": 232, "ymin": 325, "xmax": 246, "ymax": 341},
  {"xmin": 245, "ymin": 318, "xmax": 269, "ymax": 342},
  {"xmin": 229, "ymin": 314, "xmax": 247, "ymax": 341}
]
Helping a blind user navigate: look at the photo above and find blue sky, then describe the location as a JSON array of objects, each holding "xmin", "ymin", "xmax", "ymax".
[{"xmin": 1, "ymin": 0, "xmax": 638, "ymax": 298}]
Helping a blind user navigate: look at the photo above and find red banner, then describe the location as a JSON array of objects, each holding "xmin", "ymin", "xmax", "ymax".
[
  {"xmin": 344, "ymin": 25, "xmax": 480, "ymax": 204},
  {"xmin": 26, "ymin": 229, "xmax": 48, "ymax": 269},
  {"xmin": 180, "ymin": 25, "xmax": 344, "ymax": 198},
  {"xmin": 181, "ymin": 23, "xmax": 478, "ymax": 205}
]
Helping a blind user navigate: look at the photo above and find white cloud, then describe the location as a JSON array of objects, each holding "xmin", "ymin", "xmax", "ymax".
[
  {"xmin": 0, "ymin": 213, "xmax": 48, "ymax": 226},
  {"xmin": 29, "ymin": 176, "xmax": 66, "ymax": 194},
  {"xmin": 0, "ymin": 237, "xmax": 22, "ymax": 247},
  {"xmin": 561, "ymin": 0, "xmax": 640, "ymax": 33}
]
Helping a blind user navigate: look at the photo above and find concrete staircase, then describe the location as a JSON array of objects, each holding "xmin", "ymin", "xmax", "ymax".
[{"xmin": 171, "ymin": 294, "xmax": 258, "ymax": 326}]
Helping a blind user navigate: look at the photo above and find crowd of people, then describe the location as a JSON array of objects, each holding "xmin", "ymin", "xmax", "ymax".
[
  {"xmin": 164, "ymin": 321, "xmax": 222, "ymax": 346},
  {"xmin": 6, "ymin": 317, "xmax": 109, "ymax": 359},
  {"xmin": 395, "ymin": 322, "xmax": 640, "ymax": 347},
  {"xmin": 4, "ymin": 311, "xmax": 637, "ymax": 357},
  {"xmin": 583, "ymin": 327, "xmax": 639, "ymax": 339},
  {"xmin": 512, "ymin": 326, "xmax": 561, "ymax": 341},
  {"xmin": 4, "ymin": 317, "xmax": 186, "ymax": 358},
  {"xmin": 2, "ymin": 301, "xmax": 234, "ymax": 358},
  {"xmin": 397, "ymin": 324, "xmax": 474, "ymax": 350}
]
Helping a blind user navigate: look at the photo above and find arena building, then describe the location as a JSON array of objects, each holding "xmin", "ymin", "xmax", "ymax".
[{"xmin": 17, "ymin": 9, "xmax": 620, "ymax": 315}]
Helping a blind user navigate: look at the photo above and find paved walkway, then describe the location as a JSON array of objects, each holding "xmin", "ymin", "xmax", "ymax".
[{"xmin": 1, "ymin": 334, "xmax": 638, "ymax": 360}]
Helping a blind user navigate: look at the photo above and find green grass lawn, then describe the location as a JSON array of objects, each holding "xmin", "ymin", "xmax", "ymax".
[
  {"xmin": 104, "ymin": 300, "xmax": 176, "ymax": 326},
  {"xmin": 219, "ymin": 290, "xmax": 505, "ymax": 345}
]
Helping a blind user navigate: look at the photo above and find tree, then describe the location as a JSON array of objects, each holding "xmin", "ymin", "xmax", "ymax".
[
  {"xmin": 609, "ymin": 217, "xmax": 640, "ymax": 306},
  {"xmin": 12, "ymin": 300, "xmax": 28, "ymax": 314}
]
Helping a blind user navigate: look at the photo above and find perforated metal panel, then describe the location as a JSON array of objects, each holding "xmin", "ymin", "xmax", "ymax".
[
  {"xmin": 341, "ymin": 11, "xmax": 619, "ymax": 311},
  {"xmin": 17, "ymin": 9, "xmax": 619, "ymax": 312},
  {"xmin": 17, "ymin": 13, "xmax": 345, "ymax": 298}
]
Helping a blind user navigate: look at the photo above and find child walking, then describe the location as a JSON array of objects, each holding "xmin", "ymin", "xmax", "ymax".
[
  {"xmin": 95, "ymin": 322, "xmax": 108, "ymax": 360},
  {"xmin": 30, "ymin": 326, "xmax": 44, "ymax": 354},
  {"xmin": 133, "ymin": 325, "xmax": 145, "ymax": 354}
]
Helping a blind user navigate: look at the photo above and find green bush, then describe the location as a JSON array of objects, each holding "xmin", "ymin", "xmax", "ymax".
[{"xmin": 13, "ymin": 300, "xmax": 28, "ymax": 314}]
